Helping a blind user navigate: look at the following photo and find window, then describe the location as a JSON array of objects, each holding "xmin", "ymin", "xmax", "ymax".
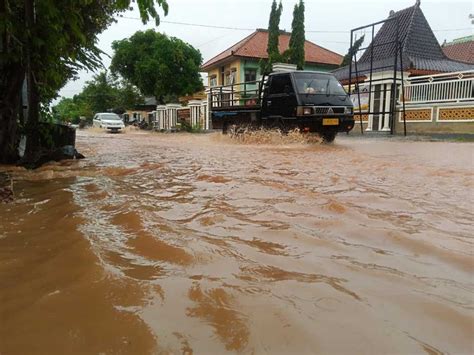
[
  {"xmin": 269, "ymin": 74, "xmax": 293, "ymax": 95},
  {"xmin": 210, "ymin": 75, "xmax": 217, "ymax": 87},
  {"xmin": 220, "ymin": 67, "xmax": 225, "ymax": 85},
  {"xmin": 225, "ymin": 68, "xmax": 237, "ymax": 85},
  {"xmin": 245, "ymin": 68, "xmax": 257, "ymax": 82}
]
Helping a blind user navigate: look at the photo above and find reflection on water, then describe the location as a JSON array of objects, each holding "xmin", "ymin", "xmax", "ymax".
[{"xmin": 0, "ymin": 130, "xmax": 473, "ymax": 354}]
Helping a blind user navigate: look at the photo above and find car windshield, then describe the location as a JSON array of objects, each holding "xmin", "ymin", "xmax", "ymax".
[
  {"xmin": 294, "ymin": 73, "xmax": 347, "ymax": 96},
  {"xmin": 99, "ymin": 114, "xmax": 121, "ymax": 121}
]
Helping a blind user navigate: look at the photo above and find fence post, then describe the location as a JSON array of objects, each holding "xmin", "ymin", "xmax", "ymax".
[
  {"xmin": 189, "ymin": 100, "xmax": 202, "ymax": 128},
  {"xmin": 201, "ymin": 101, "xmax": 209, "ymax": 130}
]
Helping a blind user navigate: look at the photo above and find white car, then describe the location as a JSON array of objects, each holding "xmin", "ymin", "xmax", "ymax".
[{"xmin": 93, "ymin": 113, "xmax": 125, "ymax": 133}]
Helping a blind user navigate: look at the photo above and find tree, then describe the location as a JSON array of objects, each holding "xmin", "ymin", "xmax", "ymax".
[
  {"xmin": 52, "ymin": 98, "xmax": 92, "ymax": 124},
  {"xmin": 262, "ymin": 0, "xmax": 283, "ymax": 74},
  {"xmin": 110, "ymin": 30, "xmax": 203, "ymax": 104},
  {"xmin": 79, "ymin": 72, "xmax": 120, "ymax": 114},
  {"xmin": 267, "ymin": 0, "xmax": 283, "ymax": 67},
  {"xmin": 288, "ymin": 0, "xmax": 306, "ymax": 70},
  {"xmin": 52, "ymin": 71, "xmax": 143, "ymax": 123},
  {"xmin": 116, "ymin": 81, "xmax": 145, "ymax": 113},
  {"xmin": 0, "ymin": 0, "xmax": 168, "ymax": 165},
  {"xmin": 340, "ymin": 35, "xmax": 365, "ymax": 67}
]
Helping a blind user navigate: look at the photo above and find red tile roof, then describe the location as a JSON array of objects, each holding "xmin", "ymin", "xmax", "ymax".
[
  {"xmin": 201, "ymin": 29, "xmax": 343, "ymax": 70},
  {"xmin": 442, "ymin": 40, "xmax": 474, "ymax": 64}
]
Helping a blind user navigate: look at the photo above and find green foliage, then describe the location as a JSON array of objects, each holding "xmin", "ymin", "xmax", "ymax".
[
  {"xmin": 79, "ymin": 72, "xmax": 120, "ymax": 114},
  {"xmin": 1, "ymin": 0, "xmax": 168, "ymax": 163},
  {"xmin": 179, "ymin": 120, "xmax": 202, "ymax": 133},
  {"xmin": 267, "ymin": 1, "xmax": 283, "ymax": 64},
  {"xmin": 262, "ymin": 0, "xmax": 283, "ymax": 74},
  {"xmin": 288, "ymin": 0, "xmax": 306, "ymax": 70},
  {"xmin": 52, "ymin": 98, "xmax": 91, "ymax": 124},
  {"xmin": 110, "ymin": 30, "xmax": 203, "ymax": 104},
  {"xmin": 52, "ymin": 71, "xmax": 143, "ymax": 123},
  {"xmin": 340, "ymin": 35, "xmax": 365, "ymax": 67},
  {"xmin": 2, "ymin": 1, "xmax": 165, "ymax": 104}
]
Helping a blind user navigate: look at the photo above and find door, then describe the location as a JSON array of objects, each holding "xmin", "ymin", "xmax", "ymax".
[{"xmin": 262, "ymin": 74, "xmax": 297, "ymax": 118}]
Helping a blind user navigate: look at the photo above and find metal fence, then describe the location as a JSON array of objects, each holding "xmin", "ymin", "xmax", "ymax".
[{"xmin": 402, "ymin": 70, "xmax": 474, "ymax": 104}]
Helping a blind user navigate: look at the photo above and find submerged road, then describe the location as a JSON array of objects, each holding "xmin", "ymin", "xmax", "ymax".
[{"xmin": 0, "ymin": 130, "xmax": 473, "ymax": 354}]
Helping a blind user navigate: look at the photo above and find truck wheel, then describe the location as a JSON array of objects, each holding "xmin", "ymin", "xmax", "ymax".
[
  {"xmin": 321, "ymin": 131, "xmax": 337, "ymax": 144},
  {"xmin": 269, "ymin": 118, "xmax": 289, "ymax": 134}
]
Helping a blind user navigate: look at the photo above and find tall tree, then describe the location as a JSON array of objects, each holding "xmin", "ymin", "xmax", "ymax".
[
  {"xmin": 288, "ymin": 0, "xmax": 306, "ymax": 70},
  {"xmin": 52, "ymin": 72, "xmax": 144, "ymax": 123},
  {"xmin": 263, "ymin": 0, "xmax": 283, "ymax": 74},
  {"xmin": 340, "ymin": 35, "xmax": 365, "ymax": 67},
  {"xmin": 0, "ymin": 0, "xmax": 168, "ymax": 165},
  {"xmin": 110, "ymin": 30, "xmax": 203, "ymax": 104},
  {"xmin": 79, "ymin": 72, "xmax": 120, "ymax": 115},
  {"xmin": 52, "ymin": 98, "xmax": 92, "ymax": 124}
]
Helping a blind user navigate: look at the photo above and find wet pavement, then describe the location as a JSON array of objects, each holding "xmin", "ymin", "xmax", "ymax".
[{"xmin": 0, "ymin": 129, "xmax": 473, "ymax": 354}]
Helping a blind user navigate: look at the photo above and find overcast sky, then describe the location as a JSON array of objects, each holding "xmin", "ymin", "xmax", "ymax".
[{"xmin": 57, "ymin": 0, "xmax": 473, "ymax": 100}]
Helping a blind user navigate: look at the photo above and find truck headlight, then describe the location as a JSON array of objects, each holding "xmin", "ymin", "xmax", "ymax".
[
  {"xmin": 297, "ymin": 106, "xmax": 314, "ymax": 116},
  {"xmin": 345, "ymin": 107, "xmax": 353, "ymax": 114}
]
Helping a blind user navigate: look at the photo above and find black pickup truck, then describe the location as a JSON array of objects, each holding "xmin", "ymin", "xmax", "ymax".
[{"xmin": 209, "ymin": 70, "xmax": 355, "ymax": 143}]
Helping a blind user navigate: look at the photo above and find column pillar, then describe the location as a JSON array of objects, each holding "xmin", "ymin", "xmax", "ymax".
[
  {"xmin": 189, "ymin": 100, "xmax": 202, "ymax": 128},
  {"xmin": 366, "ymin": 85, "xmax": 375, "ymax": 131},
  {"xmin": 382, "ymin": 83, "xmax": 392, "ymax": 131},
  {"xmin": 156, "ymin": 105, "xmax": 166, "ymax": 130}
]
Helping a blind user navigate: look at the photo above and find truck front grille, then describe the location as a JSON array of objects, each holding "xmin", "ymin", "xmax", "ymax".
[{"xmin": 314, "ymin": 106, "xmax": 346, "ymax": 115}]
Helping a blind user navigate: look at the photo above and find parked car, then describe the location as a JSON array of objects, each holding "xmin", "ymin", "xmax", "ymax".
[{"xmin": 93, "ymin": 113, "xmax": 125, "ymax": 133}]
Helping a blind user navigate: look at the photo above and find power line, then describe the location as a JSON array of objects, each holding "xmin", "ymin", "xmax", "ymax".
[
  {"xmin": 121, "ymin": 16, "xmax": 254, "ymax": 31},
  {"xmin": 195, "ymin": 33, "xmax": 234, "ymax": 48},
  {"xmin": 119, "ymin": 16, "xmax": 472, "ymax": 34}
]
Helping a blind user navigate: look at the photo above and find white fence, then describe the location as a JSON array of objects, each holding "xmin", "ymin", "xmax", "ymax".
[
  {"xmin": 402, "ymin": 70, "xmax": 474, "ymax": 104},
  {"xmin": 152, "ymin": 101, "xmax": 209, "ymax": 131}
]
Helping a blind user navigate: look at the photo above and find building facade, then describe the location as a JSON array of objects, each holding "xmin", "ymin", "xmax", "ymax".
[
  {"xmin": 333, "ymin": 1, "xmax": 474, "ymax": 135},
  {"xmin": 201, "ymin": 29, "xmax": 343, "ymax": 88}
]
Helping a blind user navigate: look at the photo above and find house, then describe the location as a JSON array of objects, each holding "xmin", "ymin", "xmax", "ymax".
[
  {"xmin": 124, "ymin": 97, "xmax": 158, "ymax": 125},
  {"xmin": 201, "ymin": 29, "xmax": 343, "ymax": 87},
  {"xmin": 333, "ymin": 1, "xmax": 474, "ymax": 134},
  {"xmin": 442, "ymin": 36, "xmax": 474, "ymax": 64}
]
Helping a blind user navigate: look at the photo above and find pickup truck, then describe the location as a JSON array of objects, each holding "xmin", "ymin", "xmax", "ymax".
[{"xmin": 209, "ymin": 70, "xmax": 355, "ymax": 143}]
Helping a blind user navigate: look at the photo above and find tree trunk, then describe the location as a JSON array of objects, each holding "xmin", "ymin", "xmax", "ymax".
[
  {"xmin": 22, "ymin": 0, "xmax": 41, "ymax": 164},
  {"xmin": 22, "ymin": 70, "xmax": 41, "ymax": 163},
  {"xmin": 0, "ymin": 0, "xmax": 24, "ymax": 164},
  {"xmin": 0, "ymin": 65, "xmax": 24, "ymax": 164}
]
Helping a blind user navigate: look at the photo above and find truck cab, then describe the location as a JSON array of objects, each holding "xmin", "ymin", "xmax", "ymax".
[
  {"xmin": 261, "ymin": 71, "xmax": 354, "ymax": 142},
  {"xmin": 209, "ymin": 70, "xmax": 354, "ymax": 143}
]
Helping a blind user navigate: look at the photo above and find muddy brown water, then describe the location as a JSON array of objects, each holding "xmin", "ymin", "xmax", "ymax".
[{"xmin": 0, "ymin": 130, "xmax": 473, "ymax": 354}]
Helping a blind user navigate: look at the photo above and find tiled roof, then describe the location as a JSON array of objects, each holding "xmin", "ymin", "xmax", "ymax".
[
  {"xmin": 201, "ymin": 29, "xmax": 343, "ymax": 70},
  {"xmin": 333, "ymin": 3, "xmax": 474, "ymax": 81},
  {"xmin": 442, "ymin": 39, "xmax": 474, "ymax": 64}
]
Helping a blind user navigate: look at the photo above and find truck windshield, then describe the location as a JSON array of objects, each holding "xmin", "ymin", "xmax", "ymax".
[{"xmin": 294, "ymin": 73, "xmax": 346, "ymax": 96}]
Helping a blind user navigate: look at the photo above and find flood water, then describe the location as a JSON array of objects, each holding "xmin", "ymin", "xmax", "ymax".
[{"xmin": 1, "ymin": 130, "xmax": 473, "ymax": 354}]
